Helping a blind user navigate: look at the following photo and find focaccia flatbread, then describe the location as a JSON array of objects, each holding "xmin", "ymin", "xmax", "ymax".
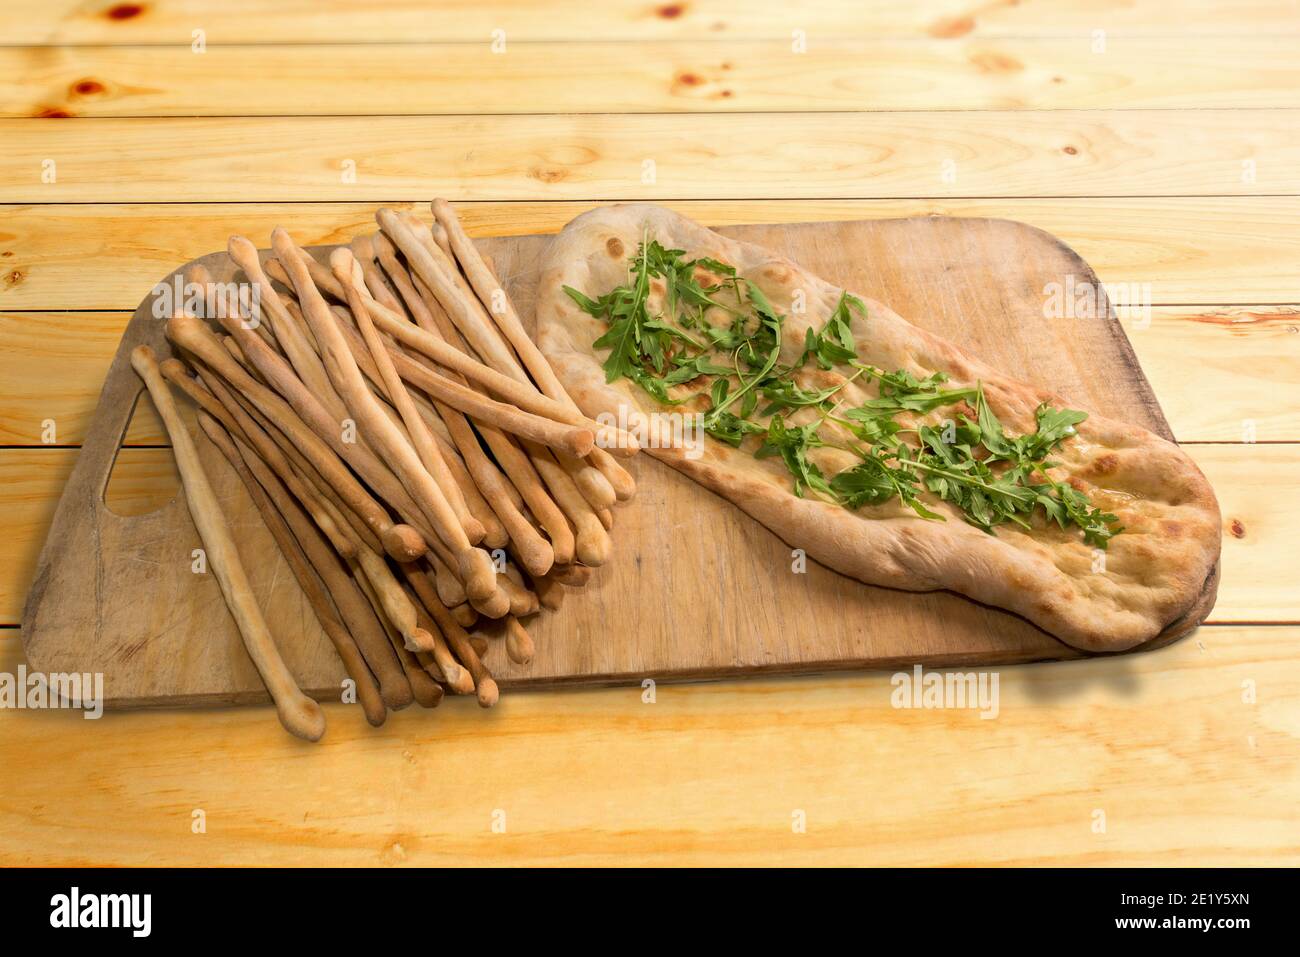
[{"xmin": 535, "ymin": 204, "xmax": 1220, "ymax": 651}]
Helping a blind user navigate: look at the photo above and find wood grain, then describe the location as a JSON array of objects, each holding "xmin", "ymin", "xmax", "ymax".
[
  {"xmin": 6, "ymin": 39, "xmax": 1299, "ymax": 117},
  {"xmin": 5, "ymin": 198, "xmax": 1297, "ymax": 310},
  {"xmin": 9, "ymin": 0, "xmax": 1297, "ymax": 44},
  {"xmin": 10, "ymin": 304, "xmax": 1296, "ymax": 448},
  {"xmin": 5, "ymin": 443, "xmax": 1283, "ymax": 630},
  {"xmin": 18, "ymin": 215, "xmax": 1230, "ymax": 708},
  {"xmin": 0, "ymin": 622, "xmax": 1293, "ymax": 866},
  {"xmin": 3, "ymin": 111, "xmax": 1296, "ymax": 202},
  {"xmin": 1, "ymin": 0, "xmax": 1293, "ymax": 870}
]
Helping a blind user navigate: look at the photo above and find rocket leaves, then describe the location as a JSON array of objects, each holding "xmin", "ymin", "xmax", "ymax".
[{"xmin": 570, "ymin": 237, "xmax": 1123, "ymax": 547}]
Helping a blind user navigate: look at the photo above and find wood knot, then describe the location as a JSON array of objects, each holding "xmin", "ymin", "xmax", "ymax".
[
  {"xmin": 106, "ymin": 3, "xmax": 145, "ymax": 19},
  {"xmin": 72, "ymin": 78, "xmax": 107, "ymax": 96},
  {"xmin": 1063, "ymin": 145, "xmax": 1078, "ymax": 155},
  {"xmin": 928, "ymin": 15, "xmax": 975, "ymax": 38},
  {"xmin": 1229, "ymin": 519, "xmax": 1246, "ymax": 539},
  {"xmin": 529, "ymin": 167, "xmax": 568, "ymax": 184},
  {"xmin": 657, "ymin": 3, "xmax": 684, "ymax": 18}
]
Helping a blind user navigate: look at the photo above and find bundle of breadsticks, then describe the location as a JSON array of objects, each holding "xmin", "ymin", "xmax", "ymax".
[{"xmin": 131, "ymin": 200, "xmax": 639, "ymax": 740}]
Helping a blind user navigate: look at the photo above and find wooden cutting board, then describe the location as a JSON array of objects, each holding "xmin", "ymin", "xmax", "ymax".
[{"xmin": 21, "ymin": 213, "xmax": 1219, "ymax": 708}]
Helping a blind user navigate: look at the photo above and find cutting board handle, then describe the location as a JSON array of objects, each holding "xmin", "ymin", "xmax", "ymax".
[{"xmin": 73, "ymin": 287, "xmax": 174, "ymax": 509}]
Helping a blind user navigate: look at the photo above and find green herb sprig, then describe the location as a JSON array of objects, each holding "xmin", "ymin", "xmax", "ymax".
[{"xmin": 563, "ymin": 239, "xmax": 1123, "ymax": 547}]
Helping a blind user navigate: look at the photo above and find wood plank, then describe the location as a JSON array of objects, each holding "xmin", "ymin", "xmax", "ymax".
[
  {"xmin": 3, "ymin": 111, "xmax": 1296, "ymax": 202},
  {"xmin": 6, "ymin": 38, "xmax": 1300, "ymax": 117},
  {"xmin": 3, "ymin": 198, "xmax": 1298, "ymax": 310},
  {"xmin": 9, "ymin": 1, "xmax": 1297, "ymax": 44},
  {"xmin": 1, "ymin": 444, "xmax": 1287, "ymax": 628},
  {"xmin": 6, "ymin": 305, "xmax": 1298, "ymax": 448},
  {"xmin": 1124, "ymin": 306, "xmax": 1300, "ymax": 443},
  {"xmin": 0, "ymin": 621, "xmax": 1293, "ymax": 866}
]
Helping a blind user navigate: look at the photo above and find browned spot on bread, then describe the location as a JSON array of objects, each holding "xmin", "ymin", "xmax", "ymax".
[
  {"xmin": 34, "ymin": 106, "xmax": 73, "ymax": 118},
  {"xmin": 657, "ymin": 3, "xmax": 685, "ymax": 17},
  {"xmin": 969, "ymin": 51, "xmax": 1023, "ymax": 73},
  {"xmin": 1162, "ymin": 520, "xmax": 1182, "ymax": 537},
  {"xmin": 72, "ymin": 78, "xmax": 106, "ymax": 96},
  {"xmin": 606, "ymin": 237, "xmax": 624, "ymax": 258},
  {"xmin": 529, "ymin": 167, "xmax": 568, "ymax": 184},
  {"xmin": 763, "ymin": 265, "xmax": 791, "ymax": 283},
  {"xmin": 1091, "ymin": 453, "xmax": 1119, "ymax": 476},
  {"xmin": 1229, "ymin": 519, "xmax": 1246, "ymax": 539},
  {"xmin": 928, "ymin": 15, "xmax": 975, "ymax": 37},
  {"xmin": 1063, "ymin": 145, "xmax": 1078, "ymax": 155},
  {"xmin": 106, "ymin": 2, "xmax": 145, "ymax": 19}
]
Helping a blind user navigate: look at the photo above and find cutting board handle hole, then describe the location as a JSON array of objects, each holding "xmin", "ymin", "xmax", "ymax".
[{"xmin": 102, "ymin": 385, "xmax": 183, "ymax": 517}]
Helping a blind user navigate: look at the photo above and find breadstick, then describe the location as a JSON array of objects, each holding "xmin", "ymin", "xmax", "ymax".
[
  {"xmin": 184, "ymin": 262, "xmax": 278, "ymax": 354},
  {"xmin": 497, "ymin": 568, "xmax": 540, "ymax": 618},
  {"xmin": 201, "ymin": 414, "xmax": 387, "ymax": 726},
  {"xmin": 373, "ymin": 250, "xmax": 582, "ymax": 566},
  {"xmin": 378, "ymin": 208, "xmax": 528, "ymax": 381},
  {"xmin": 431, "ymin": 200, "xmax": 637, "ymax": 500},
  {"xmin": 351, "ymin": 274, "xmax": 633, "ymax": 453},
  {"xmin": 352, "ymin": 234, "xmax": 406, "ymax": 315},
  {"xmin": 402, "ymin": 591, "xmax": 473, "ymax": 695},
  {"xmin": 184, "ymin": 363, "xmax": 358, "ymax": 561},
  {"xmin": 313, "ymin": 246, "xmax": 499, "ymax": 603},
  {"xmin": 339, "ymin": 254, "xmax": 484, "ymax": 544},
  {"xmin": 354, "ymin": 545, "xmax": 436, "ymax": 652},
  {"xmin": 352, "ymin": 563, "xmax": 444, "ymax": 709},
  {"xmin": 131, "ymin": 345, "xmax": 325, "ymax": 742},
  {"xmin": 383, "ymin": 208, "xmax": 615, "ymax": 536},
  {"xmin": 530, "ymin": 572, "xmax": 565, "ymax": 612},
  {"xmin": 401, "ymin": 565, "xmax": 498, "ymax": 707},
  {"xmin": 166, "ymin": 313, "xmax": 427, "ymax": 562},
  {"xmin": 451, "ymin": 603, "xmax": 478, "ymax": 628},
  {"xmin": 197, "ymin": 405, "xmax": 412, "ymax": 710},
  {"xmin": 221, "ymin": 379, "xmax": 386, "ymax": 557},
  {"xmin": 423, "ymin": 552, "xmax": 467, "ymax": 608},
  {"xmin": 368, "ymin": 327, "xmax": 553, "ymax": 573},
  {"xmin": 504, "ymin": 615, "xmax": 535, "ymax": 666},
  {"xmin": 522, "ymin": 442, "xmax": 611, "ymax": 566},
  {"xmin": 228, "ymin": 236, "xmax": 347, "ymax": 422},
  {"xmin": 204, "ymin": 304, "xmax": 438, "ymax": 559},
  {"xmin": 548, "ymin": 562, "xmax": 593, "ymax": 587}
]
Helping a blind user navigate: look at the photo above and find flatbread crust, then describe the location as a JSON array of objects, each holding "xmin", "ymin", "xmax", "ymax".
[{"xmin": 536, "ymin": 204, "xmax": 1221, "ymax": 652}]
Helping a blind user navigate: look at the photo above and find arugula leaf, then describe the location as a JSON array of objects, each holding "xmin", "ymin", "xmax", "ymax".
[
  {"xmin": 756, "ymin": 415, "xmax": 834, "ymax": 499},
  {"xmin": 591, "ymin": 317, "xmax": 640, "ymax": 383},
  {"xmin": 570, "ymin": 234, "xmax": 1122, "ymax": 548},
  {"xmin": 800, "ymin": 291, "xmax": 864, "ymax": 369},
  {"xmin": 831, "ymin": 448, "xmax": 944, "ymax": 520}
]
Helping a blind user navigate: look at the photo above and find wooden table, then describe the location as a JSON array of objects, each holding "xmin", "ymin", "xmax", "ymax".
[{"xmin": 1, "ymin": 1, "xmax": 1297, "ymax": 866}]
